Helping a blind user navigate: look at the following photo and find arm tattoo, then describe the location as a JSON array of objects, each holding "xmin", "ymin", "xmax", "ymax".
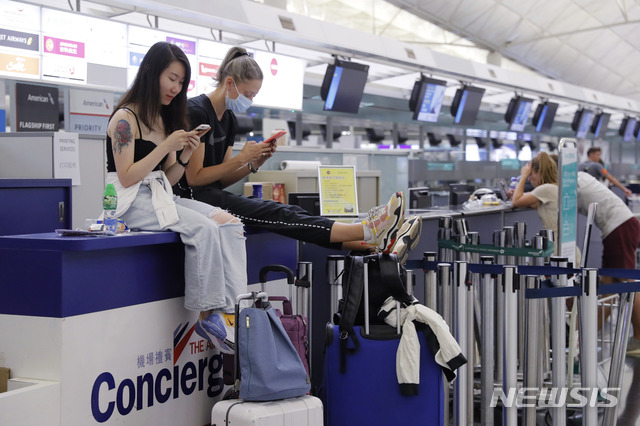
[{"xmin": 113, "ymin": 119, "xmax": 133, "ymax": 155}]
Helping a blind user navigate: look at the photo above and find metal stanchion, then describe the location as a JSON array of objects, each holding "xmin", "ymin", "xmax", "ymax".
[
  {"xmin": 603, "ymin": 290, "xmax": 636, "ymax": 425},
  {"xmin": 534, "ymin": 229, "xmax": 554, "ymax": 377},
  {"xmin": 466, "ymin": 232, "xmax": 479, "ymax": 426},
  {"xmin": 439, "ymin": 216, "xmax": 453, "ymax": 263},
  {"xmin": 523, "ymin": 275, "xmax": 541, "ymax": 426},
  {"xmin": 438, "ymin": 217, "xmax": 453, "ymax": 324},
  {"xmin": 439, "ymin": 262, "xmax": 452, "ymax": 329},
  {"xmin": 480, "ymin": 255, "xmax": 495, "ymax": 426},
  {"xmin": 438, "ymin": 262, "xmax": 451, "ymax": 426},
  {"xmin": 534, "ymin": 234, "xmax": 552, "ymax": 380},
  {"xmin": 493, "ymin": 229, "xmax": 507, "ymax": 382},
  {"xmin": 503, "ymin": 266, "xmax": 518, "ymax": 426},
  {"xmin": 514, "ymin": 222, "xmax": 527, "ymax": 375},
  {"xmin": 549, "ymin": 256, "xmax": 568, "ymax": 426},
  {"xmin": 453, "ymin": 261, "xmax": 468, "ymax": 426},
  {"xmin": 405, "ymin": 268, "xmax": 415, "ymax": 297},
  {"xmin": 454, "ymin": 218, "xmax": 468, "ymax": 238},
  {"xmin": 423, "ymin": 252, "xmax": 437, "ymax": 310},
  {"xmin": 326, "ymin": 255, "xmax": 344, "ymax": 324},
  {"xmin": 579, "ymin": 269, "xmax": 598, "ymax": 426}
]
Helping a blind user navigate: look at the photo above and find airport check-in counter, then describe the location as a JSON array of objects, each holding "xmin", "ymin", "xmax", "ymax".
[
  {"xmin": 0, "ymin": 176, "xmax": 603, "ymax": 424},
  {"xmin": 0, "ymin": 227, "xmax": 297, "ymax": 425}
]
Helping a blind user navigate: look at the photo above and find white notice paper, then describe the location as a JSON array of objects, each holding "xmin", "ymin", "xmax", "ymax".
[{"xmin": 53, "ymin": 131, "xmax": 81, "ymax": 185}]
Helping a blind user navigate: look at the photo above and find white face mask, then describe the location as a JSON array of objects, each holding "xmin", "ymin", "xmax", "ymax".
[{"xmin": 225, "ymin": 79, "xmax": 253, "ymax": 113}]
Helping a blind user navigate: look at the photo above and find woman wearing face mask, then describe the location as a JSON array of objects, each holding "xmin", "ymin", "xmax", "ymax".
[{"xmin": 177, "ymin": 46, "xmax": 418, "ymax": 259}]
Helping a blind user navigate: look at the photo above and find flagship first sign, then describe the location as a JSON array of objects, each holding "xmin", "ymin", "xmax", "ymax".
[{"xmin": 15, "ymin": 82, "xmax": 59, "ymax": 132}]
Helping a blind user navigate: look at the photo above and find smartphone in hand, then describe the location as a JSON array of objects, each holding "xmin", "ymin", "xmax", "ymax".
[
  {"xmin": 193, "ymin": 124, "xmax": 211, "ymax": 133},
  {"xmin": 262, "ymin": 130, "xmax": 287, "ymax": 145}
]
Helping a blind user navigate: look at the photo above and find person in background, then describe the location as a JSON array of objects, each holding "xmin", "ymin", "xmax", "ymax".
[
  {"xmin": 576, "ymin": 170, "xmax": 640, "ymax": 355},
  {"xmin": 578, "ymin": 147, "xmax": 632, "ymax": 198},
  {"xmin": 550, "ymin": 153, "xmax": 640, "ymax": 356},
  {"xmin": 105, "ymin": 41, "xmax": 244, "ymax": 355},
  {"xmin": 178, "ymin": 46, "xmax": 420, "ymax": 262},
  {"xmin": 511, "ymin": 152, "xmax": 559, "ymax": 250}
]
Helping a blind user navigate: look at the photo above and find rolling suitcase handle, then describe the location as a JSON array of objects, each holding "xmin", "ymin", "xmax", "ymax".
[
  {"xmin": 258, "ymin": 264, "xmax": 310, "ymax": 315},
  {"xmin": 259, "ymin": 264, "xmax": 296, "ymax": 307},
  {"xmin": 259, "ymin": 265, "xmax": 295, "ymax": 285},
  {"xmin": 258, "ymin": 264, "xmax": 313, "ymax": 380}
]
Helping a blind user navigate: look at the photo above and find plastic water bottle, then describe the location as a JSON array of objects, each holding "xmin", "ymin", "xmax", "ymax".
[
  {"xmin": 509, "ymin": 176, "xmax": 520, "ymax": 190},
  {"xmin": 103, "ymin": 183, "xmax": 118, "ymax": 234}
]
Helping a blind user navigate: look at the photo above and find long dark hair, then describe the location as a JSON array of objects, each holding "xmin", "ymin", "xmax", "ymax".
[
  {"xmin": 216, "ymin": 46, "xmax": 263, "ymax": 86},
  {"xmin": 112, "ymin": 41, "xmax": 190, "ymax": 135}
]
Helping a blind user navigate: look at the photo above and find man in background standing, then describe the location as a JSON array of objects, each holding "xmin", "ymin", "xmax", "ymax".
[{"xmin": 578, "ymin": 147, "xmax": 632, "ymax": 198}]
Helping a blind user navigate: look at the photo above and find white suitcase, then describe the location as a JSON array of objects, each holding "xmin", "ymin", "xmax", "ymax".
[{"xmin": 211, "ymin": 395, "xmax": 323, "ymax": 426}]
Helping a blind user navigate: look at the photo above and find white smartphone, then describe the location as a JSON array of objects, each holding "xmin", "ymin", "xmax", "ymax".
[{"xmin": 193, "ymin": 124, "xmax": 211, "ymax": 132}]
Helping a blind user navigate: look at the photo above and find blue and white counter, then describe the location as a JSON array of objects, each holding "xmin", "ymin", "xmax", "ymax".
[
  {"xmin": 2, "ymin": 204, "xmax": 596, "ymax": 424},
  {"xmin": 0, "ymin": 229, "xmax": 296, "ymax": 425}
]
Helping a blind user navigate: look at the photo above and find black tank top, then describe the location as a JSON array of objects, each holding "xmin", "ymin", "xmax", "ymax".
[{"xmin": 106, "ymin": 107, "xmax": 168, "ymax": 172}]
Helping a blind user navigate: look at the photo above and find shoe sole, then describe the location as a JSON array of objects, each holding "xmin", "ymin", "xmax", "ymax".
[
  {"xmin": 196, "ymin": 320, "xmax": 235, "ymax": 354},
  {"xmin": 393, "ymin": 216, "xmax": 422, "ymax": 263},
  {"xmin": 379, "ymin": 192, "xmax": 405, "ymax": 252}
]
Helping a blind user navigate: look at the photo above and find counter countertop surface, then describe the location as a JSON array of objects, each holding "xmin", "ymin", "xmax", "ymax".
[
  {"xmin": 0, "ymin": 204, "xmax": 518, "ymax": 250},
  {"xmin": 0, "ymin": 231, "xmax": 181, "ymax": 251}
]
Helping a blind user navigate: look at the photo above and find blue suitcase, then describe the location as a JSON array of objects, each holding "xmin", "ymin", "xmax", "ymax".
[
  {"xmin": 322, "ymin": 253, "xmax": 445, "ymax": 426},
  {"xmin": 323, "ymin": 323, "xmax": 444, "ymax": 426}
]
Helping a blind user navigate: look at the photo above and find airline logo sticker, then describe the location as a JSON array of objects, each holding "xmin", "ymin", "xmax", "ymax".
[
  {"xmin": 0, "ymin": 27, "xmax": 39, "ymax": 51},
  {"xmin": 0, "ymin": 52, "xmax": 39, "ymax": 77},
  {"xmin": 43, "ymin": 35, "xmax": 85, "ymax": 58},
  {"xmin": 199, "ymin": 62, "xmax": 219, "ymax": 78}
]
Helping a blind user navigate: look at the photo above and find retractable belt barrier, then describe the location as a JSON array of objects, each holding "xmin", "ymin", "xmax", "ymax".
[
  {"xmin": 407, "ymin": 256, "xmax": 640, "ymax": 426},
  {"xmin": 408, "ymin": 259, "xmax": 640, "ymax": 296},
  {"xmin": 437, "ymin": 239, "xmax": 555, "ymax": 258}
]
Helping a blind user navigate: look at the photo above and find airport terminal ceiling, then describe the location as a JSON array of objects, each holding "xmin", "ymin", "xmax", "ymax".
[{"xmin": 14, "ymin": 0, "xmax": 640, "ymax": 141}]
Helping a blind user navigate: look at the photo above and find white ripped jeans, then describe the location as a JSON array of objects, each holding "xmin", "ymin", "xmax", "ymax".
[{"xmin": 120, "ymin": 182, "xmax": 247, "ymax": 313}]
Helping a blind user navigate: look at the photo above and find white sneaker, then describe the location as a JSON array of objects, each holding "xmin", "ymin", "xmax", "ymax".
[{"xmin": 365, "ymin": 192, "xmax": 405, "ymax": 252}]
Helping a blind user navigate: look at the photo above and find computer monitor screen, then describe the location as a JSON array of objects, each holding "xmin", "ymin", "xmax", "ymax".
[
  {"xmin": 619, "ymin": 117, "xmax": 637, "ymax": 142},
  {"xmin": 532, "ymin": 101, "xmax": 559, "ymax": 133},
  {"xmin": 409, "ymin": 76, "xmax": 447, "ymax": 122},
  {"xmin": 320, "ymin": 60, "xmax": 369, "ymax": 114},
  {"xmin": 451, "ymin": 86, "xmax": 485, "ymax": 126},
  {"xmin": 288, "ymin": 192, "xmax": 320, "ymax": 216},
  {"xmin": 590, "ymin": 112, "xmax": 610, "ymax": 138},
  {"xmin": 573, "ymin": 108, "xmax": 593, "ymax": 139},
  {"xmin": 449, "ymin": 184, "xmax": 474, "ymax": 206},
  {"xmin": 408, "ymin": 187, "xmax": 430, "ymax": 209},
  {"xmin": 505, "ymin": 96, "xmax": 534, "ymax": 132}
]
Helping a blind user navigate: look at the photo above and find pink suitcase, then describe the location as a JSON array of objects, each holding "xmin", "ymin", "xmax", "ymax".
[{"xmin": 211, "ymin": 395, "xmax": 323, "ymax": 426}]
